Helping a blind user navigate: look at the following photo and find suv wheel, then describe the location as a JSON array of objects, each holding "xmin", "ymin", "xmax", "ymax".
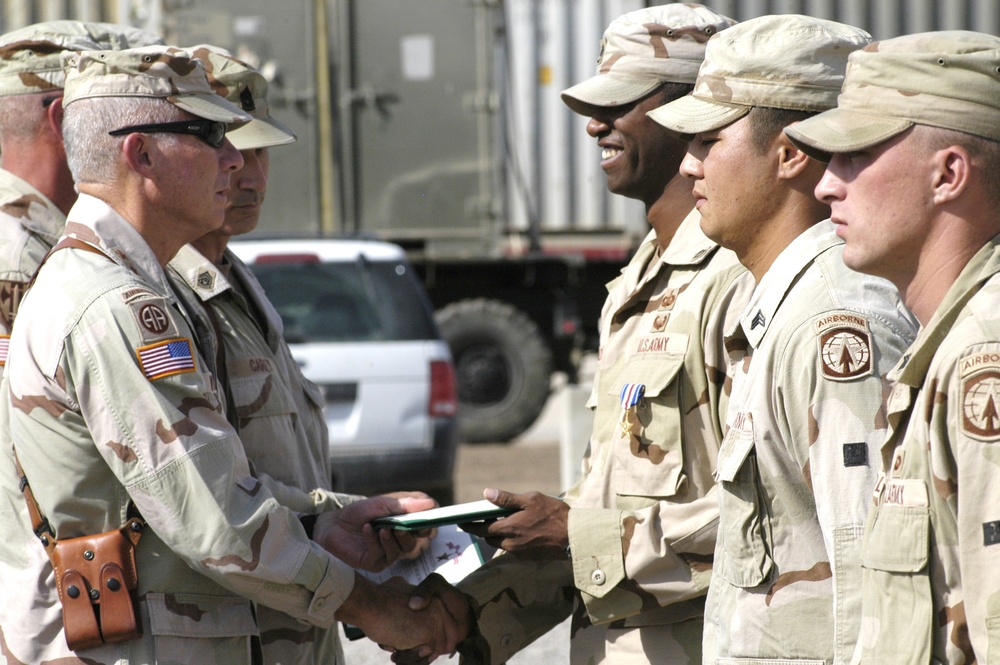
[{"xmin": 437, "ymin": 299, "xmax": 552, "ymax": 443}]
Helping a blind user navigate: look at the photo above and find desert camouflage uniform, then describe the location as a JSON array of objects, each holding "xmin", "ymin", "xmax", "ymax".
[
  {"xmin": 706, "ymin": 220, "xmax": 917, "ymax": 664},
  {"xmin": 168, "ymin": 244, "xmax": 364, "ymax": 664},
  {"xmin": 0, "ymin": 195, "xmax": 356, "ymax": 664},
  {"xmin": 851, "ymin": 237, "xmax": 1000, "ymax": 664},
  {"xmin": 0, "ymin": 171, "xmax": 64, "ymax": 374},
  {"xmin": 459, "ymin": 210, "xmax": 754, "ymax": 665}
]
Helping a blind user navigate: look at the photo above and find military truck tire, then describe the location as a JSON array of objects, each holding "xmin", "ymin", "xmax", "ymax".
[{"xmin": 436, "ymin": 299, "xmax": 552, "ymax": 443}]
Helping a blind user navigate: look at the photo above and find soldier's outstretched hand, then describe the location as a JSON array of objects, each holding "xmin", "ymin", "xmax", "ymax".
[
  {"xmin": 314, "ymin": 493, "xmax": 436, "ymax": 572},
  {"xmin": 460, "ymin": 488, "xmax": 569, "ymax": 560}
]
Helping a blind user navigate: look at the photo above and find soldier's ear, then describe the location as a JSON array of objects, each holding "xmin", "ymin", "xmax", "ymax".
[
  {"xmin": 930, "ymin": 144, "xmax": 970, "ymax": 205},
  {"xmin": 45, "ymin": 96, "xmax": 65, "ymax": 140},
  {"xmin": 774, "ymin": 131, "xmax": 811, "ymax": 180},
  {"xmin": 121, "ymin": 133, "xmax": 155, "ymax": 175}
]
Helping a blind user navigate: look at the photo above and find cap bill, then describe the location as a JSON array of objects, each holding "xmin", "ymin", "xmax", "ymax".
[
  {"xmin": 785, "ymin": 107, "xmax": 913, "ymax": 161},
  {"xmin": 169, "ymin": 91, "xmax": 251, "ymax": 125},
  {"xmin": 227, "ymin": 115, "xmax": 297, "ymax": 150},
  {"xmin": 646, "ymin": 93, "xmax": 748, "ymax": 135},
  {"xmin": 561, "ymin": 74, "xmax": 661, "ymax": 115}
]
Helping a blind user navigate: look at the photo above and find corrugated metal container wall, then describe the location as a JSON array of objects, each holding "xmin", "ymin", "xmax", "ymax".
[
  {"xmin": 1, "ymin": 0, "xmax": 998, "ymax": 240},
  {"xmin": 0, "ymin": 1, "xmax": 150, "ymax": 32},
  {"xmin": 518, "ymin": 0, "xmax": 1000, "ymax": 239}
]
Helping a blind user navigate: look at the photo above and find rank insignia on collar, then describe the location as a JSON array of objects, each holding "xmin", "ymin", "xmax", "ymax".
[
  {"xmin": 750, "ymin": 310, "xmax": 766, "ymax": 330},
  {"xmin": 197, "ymin": 270, "xmax": 215, "ymax": 291}
]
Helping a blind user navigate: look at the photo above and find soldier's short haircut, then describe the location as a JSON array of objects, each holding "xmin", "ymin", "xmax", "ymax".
[
  {"xmin": 63, "ymin": 96, "xmax": 181, "ymax": 185},
  {"xmin": 0, "ymin": 91, "xmax": 50, "ymax": 142},
  {"xmin": 657, "ymin": 81, "xmax": 695, "ymax": 106},
  {"xmin": 748, "ymin": 106, "xmax": 817, "ymax": 155},
  {"xmin": 914, "ymin": 125, "xmax": 1000, "ymax": 207}
]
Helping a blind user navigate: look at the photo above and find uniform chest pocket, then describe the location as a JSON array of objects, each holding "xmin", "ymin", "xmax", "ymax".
[
  {"xmin": 857, "ymin": 485, "xmax": 933, "ymax": 663},
  {"xmin": 862, "ymin": 501, "xmax": 929, "ymax": 573},
  {"xmin": 607, "ymin": 351, "xmax": 687, "ymax": 498},
  {"xmin": 715, "ymin": 420, "xmax": 774, "ymax": 588},
  {"xmin": 300, "ymin": 375, "xmax": 326, "ymax": 411},
  {"xmin": 228, "ymin": 355, "xmax": 297, "ymax": 421}
]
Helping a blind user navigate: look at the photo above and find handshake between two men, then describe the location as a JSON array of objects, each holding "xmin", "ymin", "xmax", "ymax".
[{"xmin": 358, "ymin": 488, "xmax": 570, "ymax": 664}]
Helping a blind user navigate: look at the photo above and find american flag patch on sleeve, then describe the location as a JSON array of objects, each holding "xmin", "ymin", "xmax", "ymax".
[
  {"xmin": 0, "ymin": 335, "xmax": 8, "ymax": 366},
  {"xmin": 136, "ymin": 337, "xmax": 196, "ymax": 380}
]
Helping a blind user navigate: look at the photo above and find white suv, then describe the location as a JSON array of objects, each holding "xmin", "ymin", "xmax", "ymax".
[{"xmin": 229, "ymin": 238, "xmax": 459, "ymax": 503}]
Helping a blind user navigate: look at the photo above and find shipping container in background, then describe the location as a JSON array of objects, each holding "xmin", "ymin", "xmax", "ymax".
[{"xmin": 3, "ymin": 0, "xmax": 998, "ymax": 441}]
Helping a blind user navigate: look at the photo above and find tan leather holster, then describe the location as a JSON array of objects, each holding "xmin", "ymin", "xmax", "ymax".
[
  {"xmin": 48, "ymin": 517, "xmax": 145, "ymax": 650},
  {"xmin": 14, "ymin": 449, "xmax": 144, "ymax": 651}
]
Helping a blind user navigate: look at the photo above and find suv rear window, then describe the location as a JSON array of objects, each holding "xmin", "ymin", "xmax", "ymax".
[{"xmin": 249, "ymin": 258, "xmax": 438, "ymax": 343}]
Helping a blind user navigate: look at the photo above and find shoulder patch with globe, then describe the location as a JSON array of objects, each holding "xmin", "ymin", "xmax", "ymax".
[
  {"xmin": 814, "ymin": 311, "xmax": 873, "ymax": 382},
  {"xmin": 960, "ymin": 351, "xmax": 1000, "ymax": 442}
]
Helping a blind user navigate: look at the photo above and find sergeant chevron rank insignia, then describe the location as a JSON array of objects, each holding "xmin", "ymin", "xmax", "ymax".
[{"xmin": 815, "ymin": 312, "xmax": 873, "ymax": 382}]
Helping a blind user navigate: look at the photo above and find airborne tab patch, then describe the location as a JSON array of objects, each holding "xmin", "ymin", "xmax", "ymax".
[
  {"xmin": 136, "ymin": 338, "xmax": 196, "ymax": 381},
  {"xmin": 815, "ymin": 312, "xmax": 873, "ymax": 382},
  {"xmin": 960, "ymin": 352, "xmax": 1000, "ymax": 442}
]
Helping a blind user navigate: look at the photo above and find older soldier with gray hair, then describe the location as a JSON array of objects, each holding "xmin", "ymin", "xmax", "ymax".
[
  {"xmin": 0, "ymin": 45, "xmax": 460, "ymax": 664},
  {"xmin": 789, "ymin": 31, "xmax": 1000, "ymax": 664},
  {"xmin": 400, "ymin": 6, "xmax": 752, "ymax": 665},
  {"xmin": 650, "ymin": 14, "xmax": 918, "ymax": 663},
  {"xmin": 0, "ymin": 21, "xmax": 161, "ymax": 373}
]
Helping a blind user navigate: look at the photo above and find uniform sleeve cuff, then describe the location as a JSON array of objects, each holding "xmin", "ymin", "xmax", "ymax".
[
  {"xmin": 569, "ymin": 507, "xmax": 626, "ymax": 599},
  {"xmin": 298, "ymin": 545, "xmax": 356, "ymax": 625}
]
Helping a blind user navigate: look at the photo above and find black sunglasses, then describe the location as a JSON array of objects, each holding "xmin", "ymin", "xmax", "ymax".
[{"xmin": 108, "ymin": 119, "xmax": 228, "ymax": 148}]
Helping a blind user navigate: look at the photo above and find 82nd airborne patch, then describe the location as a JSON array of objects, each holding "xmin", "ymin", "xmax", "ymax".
[
  {"xmin": 960, "ymin": 352, "xmax": 1000, "ymax": 442},
  {"xmin": 815, "ymin": 312, "xmax": 873, "ymax": 382}
]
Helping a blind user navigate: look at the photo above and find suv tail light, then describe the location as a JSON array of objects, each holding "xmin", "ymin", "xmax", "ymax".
[{"xmin": 429, "ymin": 360, "xmax": 457, "ymax": 417}]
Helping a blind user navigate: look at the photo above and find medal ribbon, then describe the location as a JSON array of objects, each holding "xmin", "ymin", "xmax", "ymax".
[{"xmin": 618, "ymin": 383, "xmax": 645, "ymax": 436}]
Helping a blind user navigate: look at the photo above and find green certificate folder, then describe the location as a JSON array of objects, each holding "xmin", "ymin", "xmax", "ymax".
[{"xmin": 372, "ymin": 499, "xmax": 515, "ymax": 531}]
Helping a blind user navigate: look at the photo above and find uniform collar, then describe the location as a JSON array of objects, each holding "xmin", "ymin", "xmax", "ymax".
[
  {"xmin": 62, "ymin": 194, "xmax": 174, "ymax": 297},
  {"xmin": 660, "ymin": 208, "xmax": 721, "ymax": 267},
  {"xmin": 168, "ymin": 243, "xmax": 285, "ymax": 345},
  {"xmin": 737, "ymin": 220, "xmax": 842, "ymax": 349},
  {"xmin": 613, "ymin": 208, "xmax": 720, "ymax": 296},
  {"xmin": 892, "ymin": 234, "xmax": 1000, "ymax": 387},
  {"xmin": 168, "ymin": 243, "xmax": 233, "ymax": 301},
  {"xmin": 0, "ymin": 169, "xmax": 66, "ymax": 246}
]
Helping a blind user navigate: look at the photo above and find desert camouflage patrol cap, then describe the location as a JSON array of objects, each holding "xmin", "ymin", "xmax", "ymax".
[
  {"xmin": 560, "ymin": 3, "xmax": 735, "ymax": 116},
  {"xmin": 189, "ymin": 44, "xmax": 296, "ymax": 149},
  {"xmin": 0, "ymin": 20, "xmax": 163, "ymax": 96},
  {"xmin": 62, "ymin": 45, "xmax": 250, "ymax": 125},
  {"xmin": 647, "ymin": 14, "xmax": 870, "ymax": 135},
  {"xmin": 786, "ymin": 31, "xmax": 1000, "ymax": 160}
]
